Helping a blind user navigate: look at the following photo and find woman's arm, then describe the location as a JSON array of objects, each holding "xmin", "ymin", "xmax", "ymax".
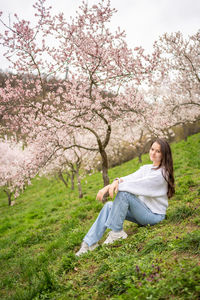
[
  {"xmin": 97, "ymin": 167, "xmax": 145, "ymax": 202},
  {"xmin": 96, "ymin": 184, "xmax": 111, "ymax": 202},
  {"xmin": 108, "ymin": 179, "xmax": 121, "ymax": 198},
  {"xmin": 96, "ymin": 179, "xmax": 123, "ymax": 202},
  {"xmin": 118, "ymin": 170, "xmax": 168, "ymax": 197}
]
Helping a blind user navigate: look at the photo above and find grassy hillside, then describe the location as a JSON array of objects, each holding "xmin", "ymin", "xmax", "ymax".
[{"xmin": 0, "ymin": 133, "xmax": 200, "ymax": 300}]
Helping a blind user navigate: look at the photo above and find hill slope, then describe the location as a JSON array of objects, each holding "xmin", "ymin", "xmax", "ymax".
[{"xmin": 0, "ymin": 133, "xmax": 200, "ymax": 300}]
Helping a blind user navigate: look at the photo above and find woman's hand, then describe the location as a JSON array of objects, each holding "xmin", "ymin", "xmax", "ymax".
[
  {"xmin": 96, "ymin": 185, "xmax": 110, "ymax": 202},
  {"xmin": 109, "ymin": 180, "xmax": 119, "ymax": 198},
  {"xmin": 96, "ymin": 179, "xmax": 120, "ymax": 202}
]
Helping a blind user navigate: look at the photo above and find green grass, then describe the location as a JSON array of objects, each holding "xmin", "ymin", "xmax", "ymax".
[{"xmin": 0, "ymin": 133, "xmax": 200, "ymax": 300}]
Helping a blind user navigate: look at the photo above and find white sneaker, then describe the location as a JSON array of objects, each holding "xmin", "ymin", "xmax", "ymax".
[
  {"xmin": 103, "ymin": 230, "xmax": 128, "ymax": 245},
  {"xmin": 75, "ymin": 241, "xmax": 99, "ymax": 256}
]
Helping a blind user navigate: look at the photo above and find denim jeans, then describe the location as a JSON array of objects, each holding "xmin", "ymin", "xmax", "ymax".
[{"xmin": 84, "ymin": 191, "xmax": 165, "ymax": 247}]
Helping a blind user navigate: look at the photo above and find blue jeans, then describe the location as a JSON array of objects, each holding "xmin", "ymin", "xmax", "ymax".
[{"xmin": 84, "ymin": 192, "xmax": 165, "ymax": 246}]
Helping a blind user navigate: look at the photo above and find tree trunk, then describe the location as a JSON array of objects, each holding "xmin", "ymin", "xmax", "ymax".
[
  {"xmin": 76, "ymin": 169, "xmax": 83, "ymax": 198},
  {"xmin": 183, "ymin": 126, "xmax": 188, "ymax": 141},
  {"xmin": 4, "ymin": 189, "xmax": 12, "ymax": 206},
  {"xmin": 100, "ymin": 148, "xmax": 110, "ymax": 186},
  {"xmin": 58, "ymin": 171, "xmax": 68, "ymax": 188},
  {"xmin": 71, "ymin": 173, "xmax": 75, "ymax": 190},
  {"xmin": 138, "ymin": 153, "xmax": 142, "ymax": 163}
]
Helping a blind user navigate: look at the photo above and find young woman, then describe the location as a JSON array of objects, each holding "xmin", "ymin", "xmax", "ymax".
[{"xmin": 76, "ymin": 138, "xmax": 175, "ymax": 256}]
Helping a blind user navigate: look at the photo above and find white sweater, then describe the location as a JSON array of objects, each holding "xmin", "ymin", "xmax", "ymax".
[{"xmin": 118, "ymin": 164, "xmax": 168, "ymax": 214}]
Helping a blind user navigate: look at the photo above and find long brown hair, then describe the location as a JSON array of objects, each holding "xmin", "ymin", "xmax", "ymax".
[{"xmin": 151, "ymin": 138, "xmax": 175, "ymax": 198}]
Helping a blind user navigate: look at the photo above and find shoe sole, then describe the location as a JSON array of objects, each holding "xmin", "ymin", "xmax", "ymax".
[
  {"xmin": 103, "ymin": 234, "xmax": 128, "ymax": 245},
  {"xmin": 76, "ymin": 243, "xmax": 99, "ymax": 256}
]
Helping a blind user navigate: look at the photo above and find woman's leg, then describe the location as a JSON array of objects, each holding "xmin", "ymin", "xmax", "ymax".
[
  {"xmin": 124, "ymin": 193, "xmax": 165, "ymax": 226},
  {"xmin": 83, "ymin": 201, "xmax": 113, "ymax": 247},
  {"xmin": 83, "ymin": 191, "xmax": 130, "ymax": 246},
  {"xmin": 84, "ymin": 192, "xmax": 165, "ymax": 247},
  {"xmin": 105, "ymin": 191, "xmax": 165, "ymax": 229},
  {"xmin": 105, "ymin": 191, "xmax": 130, "ymax": 231}
]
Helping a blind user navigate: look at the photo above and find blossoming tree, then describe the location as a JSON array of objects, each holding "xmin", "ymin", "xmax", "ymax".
[
  {"xmin": 0, "ymin": 139, "xmax": 38, "ymax": 205},
  {"xmin": 39, "ymin": 133, "xmax": 98, "ymax": 198},
  {"xmin": 0, "ymin": 0, "xmax": 160, "ymax": 186},
  {"xmin": 149, "ymin": 31, "xmax": 200, "ymax": 130}
]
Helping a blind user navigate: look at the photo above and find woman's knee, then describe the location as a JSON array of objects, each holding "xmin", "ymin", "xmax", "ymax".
[
  {"xmin": 104, "ymin": 201, "xmax": 113, "ymax": 210},
  {"xmin": 117, "ymin": 191, "xmax": 132, "ymax": 199},
  {"xmin": 114, "ymin": 191, "xmax": 130, "ymax": 203}
]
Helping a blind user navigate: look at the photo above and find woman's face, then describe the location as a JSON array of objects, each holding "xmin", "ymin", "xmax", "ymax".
[{"xmin": 149, "ymin": 142, "xmax": 162, "ymax": 166}]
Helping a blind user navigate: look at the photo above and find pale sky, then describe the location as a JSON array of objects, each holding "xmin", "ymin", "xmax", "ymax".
[{"xmin": 0, "ymin": 0, "xmax": 200, "ymax": 71}]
